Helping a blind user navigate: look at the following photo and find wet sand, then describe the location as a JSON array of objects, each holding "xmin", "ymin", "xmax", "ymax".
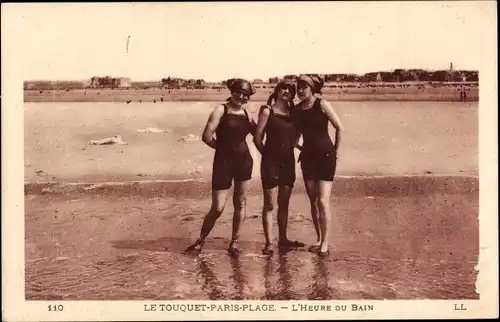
[{"xmin": 25, "ymin": 180, "xmax": 479, "ymax": 300}]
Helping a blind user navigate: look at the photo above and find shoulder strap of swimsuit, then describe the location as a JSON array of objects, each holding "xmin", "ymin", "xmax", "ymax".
[
  {"xmin": 259, "ymin": 104, "xmax": 269, "ymax": 114},
  {"xmin": 222, "ymin": 103, "xmax": 228, "ymax": 115},
  {"xmin": 267, "ymin": 105, "xmax": 275, "ymax": 116},
  {"xmin": 313, "ymin": 98, "xmax": 322, "ymax": 110},
  {"xmin": 243, "ymin": 108, "xmax": 251, "ymax": 121}
]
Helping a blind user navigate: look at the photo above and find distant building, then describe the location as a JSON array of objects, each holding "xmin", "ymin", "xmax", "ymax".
[
  {"xmin": 160, "ymin": 77, "xmax": 185, "ymax": 88},
  {"xmin": 118, "ymin": 77, "xmax": 131, "ymax": 88},
  {"xmin": 89, "ymin": 76, "xmax": 131, "ymax": 88},
  {"xmin": 364, "ymin": 72, "xmax": 382, "ymax": 82}
]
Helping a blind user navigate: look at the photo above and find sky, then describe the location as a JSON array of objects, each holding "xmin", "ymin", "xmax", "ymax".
[{"xmin": 6, "ymin": 1, "xmax": 497, "ymax": 82}]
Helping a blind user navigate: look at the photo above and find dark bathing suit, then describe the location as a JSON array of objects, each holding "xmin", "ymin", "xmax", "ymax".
[
  {"xmin": 260, "ymin": 105, "xmax": 298, "ymax": 189},
  {"xmin": 212, "ymin": 104, "xmax": 253, "ymax": 190},
  {"xmin": 293, "ymin": 98, "xmax": 337, "ymax": 181}
]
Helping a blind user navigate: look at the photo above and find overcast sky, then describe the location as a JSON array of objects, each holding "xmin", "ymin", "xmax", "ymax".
[{"xmin": 7, "ymin": 1, "xmax": 496, "ymax": 82}]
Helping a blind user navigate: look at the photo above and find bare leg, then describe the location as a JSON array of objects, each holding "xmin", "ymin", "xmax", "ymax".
[
  {"xmin": 304, "ymin": 180, "xmax": 321, "ymax": 246},
  {"xmin": 277, "ymin": 185, "xmax": 293, "ymax": 243},
  {"xmin": 185, "ymin": 189, "xmax": 229, "ymax": 253},
  {"xmin": 317, "ymin": 181, "xmax": 333, "ymax": 254},
  {"xmin": 200, "ymin": 189, "xmax": 230, "ymax": 240},
  {"xmin": 229, "ymin": 180, "xmax": 249, "ymax": 255},
  {"xmin": 262, "ymin": 188, "xmax": 276, "ymax": 254}
]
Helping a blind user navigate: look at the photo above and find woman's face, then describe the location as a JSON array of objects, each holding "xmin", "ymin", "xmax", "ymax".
[
  {"xmin": 230, "ymin": 90, "xmax": 250, "ymax": 107},
  {"xmin": 297, "ymin": 80, "xmax": 313, "ymax": 100},
  {"xmin": 276, "ymin": 83, "xmax": 294, "ymax": 102}
]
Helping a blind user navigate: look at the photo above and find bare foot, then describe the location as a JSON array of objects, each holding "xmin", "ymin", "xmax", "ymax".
[
  {"xmin": 228, "ymin": 241, "xmax": 241, "ymax": 257},
  {"xmin": 278, "ymin": 239, "xmax": 305, "ymax": 248},
  {"xmin": 318, "ymin": 245, "xmax": 329, "ymax": 257},
  {"xmin": 261, "ymin": 244, "xmax": 274, "ymax": 255},
  {"xmin": 184, "ymin": 239, "xmax": 204, "ymax": 255}
]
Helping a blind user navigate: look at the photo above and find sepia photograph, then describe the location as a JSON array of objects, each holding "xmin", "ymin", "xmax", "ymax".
[{"xmin": 2, "ymin": 1, "xmax": 498, "ymax": 320}]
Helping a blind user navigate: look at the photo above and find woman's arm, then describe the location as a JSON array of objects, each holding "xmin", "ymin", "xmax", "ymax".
[
  {"xmin": 201, "ymin": 104, "xmax": 225, "ymax": 149},
  {"xmin": 253, "ymin": 106, "xmax": 270, "ymax": 155},
  {"xmin": 293, "ymin": 130, "xmax": 303, "ymax": 151},
  {"xmin": 249, "ymin": 119, "xmax": 258, "ymax": 136},
  {"xmin": 320, "ymin": 99, "xmax": 344, "ymax": 153},
  {"xmin": 243, "ymin": 108, "xmax": 258, "ymax": 136}
]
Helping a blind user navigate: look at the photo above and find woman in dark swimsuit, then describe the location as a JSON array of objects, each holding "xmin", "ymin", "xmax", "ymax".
[
  {"xmin": 185, "ymin": 78, "xmax": 256, "ymax": 257},
  {"xmin": 293, "ymin": 74, "xmax": 344, "ymax": 257},
  {"xmin": 254, "ymin": 80, "xmax": 305, "ymax": 255}
]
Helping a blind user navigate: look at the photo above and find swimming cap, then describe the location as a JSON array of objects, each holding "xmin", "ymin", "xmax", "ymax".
[
  {"xmin": 274, "ymin": 79, "xmax": 296, "ymax": 99},
  {"xmin": 298, "ymin": 74, "xmax": 324, "ymax": 93},
  {"xmin": 226, "ymin": 78, "xmax": 256, "ymax": 96}
]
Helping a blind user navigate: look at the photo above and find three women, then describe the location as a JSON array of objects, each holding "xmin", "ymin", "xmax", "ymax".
[{"xmin": 185, "ymin": 75, "xmax": 343, "ymax": 257}]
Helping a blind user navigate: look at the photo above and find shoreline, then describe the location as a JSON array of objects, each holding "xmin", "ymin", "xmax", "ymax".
[
  {"xmin": 24, "ymin": 87, "xmax": 479, "ymax": 103},
  {"xmin": 25, "ymin": 175, "xmax": 479, "ymax": 198}
]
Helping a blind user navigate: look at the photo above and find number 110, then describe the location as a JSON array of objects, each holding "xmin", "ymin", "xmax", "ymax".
[{"xmin": 48, "ymin": 304, "xmax": 64, "ymax": 311}]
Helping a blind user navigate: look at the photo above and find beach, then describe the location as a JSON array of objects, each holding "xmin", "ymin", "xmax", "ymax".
[
  {"xmin": 24, "ymin": 101, "xmax": 478, "ymax": 183},
  {"xmin": 24, "ymin": 85, "xmax": 479, "ymax": 103},
  {"xmin": 25, "ymin": 177, "xmax": 479, "ymax": 300},
  {"xmin": 24, "ymin": 101, "xmax": 479, "ymax": 300}
]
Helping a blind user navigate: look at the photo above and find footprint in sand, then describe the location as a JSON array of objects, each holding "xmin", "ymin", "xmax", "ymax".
[
  {"xmin": 181, "ymin": 216, "xmax": 195, "ymax": 222},
  {"xmin": 136, "ymin": 127, "xmax": 169, "ymax": 133},
  {"xmin": 54, "ymin": 257, "xmax": 70, "ymax": 262}
]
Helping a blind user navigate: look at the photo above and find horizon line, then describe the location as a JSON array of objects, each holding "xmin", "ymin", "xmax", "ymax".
[{"xmin": 24, "ymin": 67, "xmax": 479, "ymax": 83}]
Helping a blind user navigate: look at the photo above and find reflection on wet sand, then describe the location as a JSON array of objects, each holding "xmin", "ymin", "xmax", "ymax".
[
  {"xmin": 262, "ymin": 258, "xmax": 274, "ymax": 300},
  {"xmin": 197, "ymin": 256, "xmax": 224, "ymax": 300},
  {"xmin": 197, "ymin": 253, "xmax": 298, "ymax": 300},
  {"xmin": 263, "ymin": 254, "xmax": 297, "ymax": 300},
  {"xmin": 197, "ymin": 254, "xmax": 248, "ymax": 300},
  {"xmin": 196, "ymin": 252, "xmax": 343, "ymax": 300},
  {"xmin": 229, "ymin": 256, "xmax": 248, "ymax": 300},
  {"xmin": 308, "ymin": 257, "xmax": 337, "ymax": 300}
]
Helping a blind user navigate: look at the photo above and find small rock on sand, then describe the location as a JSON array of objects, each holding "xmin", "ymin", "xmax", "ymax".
[
  {"xmin": 189, "ymin": 166, "xmax": 203, "ymax": 175},
  {"xmin": 178, "ymin": 134, "xmax": 201, "ymax": 142},
  {"xmin": 89, "ymin": 135, "xmax": 128, "ymax": 145}
]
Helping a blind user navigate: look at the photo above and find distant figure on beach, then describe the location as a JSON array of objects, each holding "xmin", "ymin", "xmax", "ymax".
[
  {"xmin": 460, "ymin": 88, "xmax": 467, "ymax": 102},
  {"xmin": 253, "ymin": 80, "xmax": 305, "ymax": 255},
  {"xmin": 185, "ymin": 78, "xmax": 257, "ymax": 256},
  {"xmin": 293, "ymin": 74, "xmax": 344, "ymax": 257}
]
